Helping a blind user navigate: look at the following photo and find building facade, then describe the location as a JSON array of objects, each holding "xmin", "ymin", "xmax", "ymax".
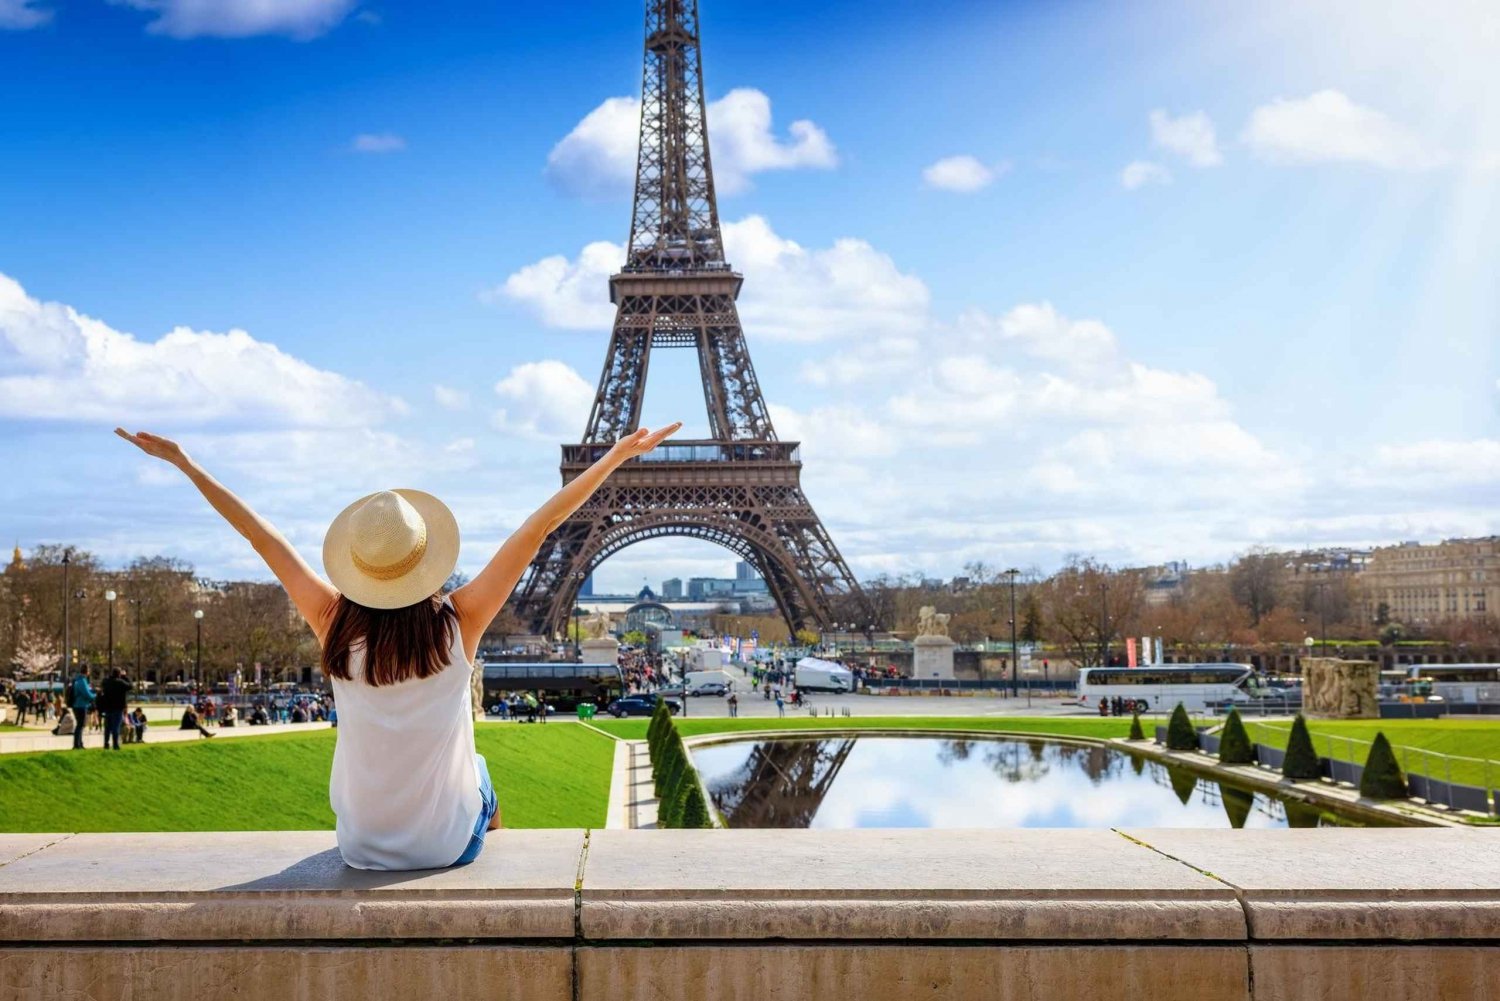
[{"xmin": 1361, "ymin": 537, "xmax": 1499, "ymax": 625}]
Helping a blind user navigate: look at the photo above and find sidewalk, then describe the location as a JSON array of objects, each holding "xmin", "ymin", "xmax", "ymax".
[{"xmin": 0, "ymin": 721, "xmax": 332, "ymax": 755}]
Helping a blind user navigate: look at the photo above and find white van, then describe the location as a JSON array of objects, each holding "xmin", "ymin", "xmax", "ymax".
[{"xmin": 794, "ymin": 657, "xmax": 853, "ymax": 693}]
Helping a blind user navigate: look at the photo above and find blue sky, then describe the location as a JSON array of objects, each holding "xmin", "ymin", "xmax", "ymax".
[{"xmin": 1, "ymin": 0, "xmax": 1496, "ymax": 593}]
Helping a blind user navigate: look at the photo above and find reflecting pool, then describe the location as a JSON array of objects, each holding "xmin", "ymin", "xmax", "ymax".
[{"xmin": 691, "ymin": 736, "xmax": 1392, "ymax": 829}]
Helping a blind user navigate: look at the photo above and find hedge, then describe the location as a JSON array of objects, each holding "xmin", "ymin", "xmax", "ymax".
[{"xmin": 1165, "ymin": 703, "xmax": 1198, "ymax": 751}]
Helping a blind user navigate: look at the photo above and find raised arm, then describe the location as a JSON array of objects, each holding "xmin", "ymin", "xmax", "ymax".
[
  {"xmin": 451, "ymin": 422, "xmax": 681, "ymax": 661},
  {"xmin": 114, "ymin": 429, "xmax": 340, "ymax": 643}
]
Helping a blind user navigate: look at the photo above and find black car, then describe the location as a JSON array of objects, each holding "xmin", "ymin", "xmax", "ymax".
[{"xmin": 607, "ymin": 694, "xmax": 681, "ymax": 717}]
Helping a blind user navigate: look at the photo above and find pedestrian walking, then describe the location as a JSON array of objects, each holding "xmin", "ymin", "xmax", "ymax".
[
  {"xmin": 775, "ymin": 693, "xmax": 785, "ymax": 717},
  {"xmin": 64, "ymin": 668, "xmax": 95, "ymax": 750},
  {"xmin": 97, "ymin": 668, "xmax": 133, "ymax": 751},
  {"xmin": 727, "ymin": 692, "xmax": 738, "ymax": 718},
  {"xmin": 13, "ymin": 689, "xmax": 30, "ymax": 725}
]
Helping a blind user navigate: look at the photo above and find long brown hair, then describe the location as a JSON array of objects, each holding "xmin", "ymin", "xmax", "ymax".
[{"xmin": 322, "ymin": 593, "xmax": 457, "ymax": 687}]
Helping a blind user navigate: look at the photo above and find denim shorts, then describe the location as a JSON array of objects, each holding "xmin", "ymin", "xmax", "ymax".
[{"xmin": 452, "ymin": 753, "xmax": 497, "ymax": 867}]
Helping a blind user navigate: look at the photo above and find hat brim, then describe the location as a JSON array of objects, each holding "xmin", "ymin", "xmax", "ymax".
[{"xmin": 322, "ymin": 489, "xmax": 461, "ymax": 610}]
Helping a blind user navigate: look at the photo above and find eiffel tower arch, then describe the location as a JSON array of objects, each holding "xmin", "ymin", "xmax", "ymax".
[{"xmin": 508, "ymin": 0, "xmax": 871, "ymax": 641}]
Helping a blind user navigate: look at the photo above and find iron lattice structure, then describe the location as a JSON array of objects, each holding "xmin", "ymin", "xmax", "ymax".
[{"xmin": 509, "ymin": 0, "xmax": 870, "ymax": 640}]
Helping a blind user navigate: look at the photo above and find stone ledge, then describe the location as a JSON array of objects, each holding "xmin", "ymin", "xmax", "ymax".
[
  {"xmin": 580, "ymin": 828, "xmax": 1244, "ymax": 940},
  {"xmin": 1, "ymin": 828, "xmax": 1497, "ymax": 947},
  {"xmin": 1122, "ymin": 828, "xmax": 1500, "ymax": 940},
  {"xmin": 0, "ymin": 830, "xmax": 582, "ymax": 941}
]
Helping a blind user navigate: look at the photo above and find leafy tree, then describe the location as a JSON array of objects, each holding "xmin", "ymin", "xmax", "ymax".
[
  {"xmin": 1281, "ymin": 714, "xmax": 1322, "ymax": 781},
  {"xmin": 1166, "ymin": 703, "xmax": 1198, "ymax": 751},
  {"xmin": 1218, "ymin": 709, "xmax": 1255, "ymax": 765},
  {"xmin": 1227, "ymin": 548, "xmax": 1284, "ymax": 627},
  {"xmin": 1128, "ymin": 713, "xmax": 1145, "ymax": 741},
  {"xmin": 794, "ymin": 628, "xmax": 820, "ymax": 648},
  {"xmin": 1358, "ymin": 732, "xmax": 1409, "ymax": 799},
  {"xmin": 621, "ymin": 630, "xmax": 648, "ymax": 647},
  {"xmin": 1374, "ymin": 602, "xmax": 1391, "ymax": 626},
  {"xmin": 1019, "ymin": 591, "xmax": 1044, "ymax": 644},
  {"xmin": 1378, "ymin": 622, "xmax": 1406, "ymax": 646}
]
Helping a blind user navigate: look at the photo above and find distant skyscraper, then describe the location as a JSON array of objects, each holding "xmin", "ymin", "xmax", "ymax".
[
  {"xmin": 662, "ymin": 577, "xmax": 683, "ymax": 600},
  {"xmin": 735, "ymin": 560, "xmax": 757, "ymax": 581},
  {"xmin": 578, "ymin": 573, "xmax": 594, "ymax": 598}
]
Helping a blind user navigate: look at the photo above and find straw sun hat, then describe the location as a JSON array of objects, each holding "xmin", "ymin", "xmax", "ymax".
[{"xmin": 322, "ymin": 490, "xmax": 460, "ymax": 610}]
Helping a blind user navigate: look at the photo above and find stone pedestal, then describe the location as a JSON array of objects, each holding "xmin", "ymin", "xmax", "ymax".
[
  {"xmin": 580, "ymin": 638, "xmax": 622, "ymax": 665},
  {"xmin": 912, "ymin": 635, "xmax": 957, "ymax": 681},
  {"xmin": 1302, "ymin": 658, "xmax": 1379, "ymax": 719}
]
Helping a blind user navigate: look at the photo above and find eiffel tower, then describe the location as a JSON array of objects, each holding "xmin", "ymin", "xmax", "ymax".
[{"xmin": 509, "ymin": 0, "xmax": 870, "ymax": 641}]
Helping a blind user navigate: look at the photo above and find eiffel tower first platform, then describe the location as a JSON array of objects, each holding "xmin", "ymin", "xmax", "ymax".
[{"xmin": 508, "ymin": 0, "xmax": 871, "ymax": 642}]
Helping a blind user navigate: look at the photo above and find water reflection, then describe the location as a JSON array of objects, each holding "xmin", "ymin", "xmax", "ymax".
[{"xmin": 692, "ymin": 736, "xmax": 1375, "ymax": 830}]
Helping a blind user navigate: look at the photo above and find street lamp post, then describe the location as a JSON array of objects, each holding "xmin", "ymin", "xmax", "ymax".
[
  {"xmin": 572, "ymin": 607, "xmax": 584, "ymax": 661},
  {"xmin": 1098, "ymin": 582, "xmax": 1110, "ymax": 667},
  {"xmin": 61, "ymin": 549, "xmax": 72, "ymax": 677},
  {"xmin": 105, "ymin": 590, "xmax": 117, "ymax": 677},
  {"xmin": 193, "ymin": 609, "xmax": 204, "ymax": 693},
  {"xmin": 128, "ymin": 598, "xmax": 146, "ymax": 689},
  {"xmin": 1316, "ymin": 581, "xmax": 1329, "ymax": 656},
  {"xmin": 1005, "ymin": 569, "xmax": 1020, "ymax": 699}
]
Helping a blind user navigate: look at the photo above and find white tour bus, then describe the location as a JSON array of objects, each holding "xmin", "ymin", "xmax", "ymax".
[{"xmin": 1077, "ymin": 664, "xmax": 1259, "ymax": 714}]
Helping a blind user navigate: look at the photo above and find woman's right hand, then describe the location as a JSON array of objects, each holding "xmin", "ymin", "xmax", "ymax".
[
  {"xmin": 609, "ymin": 422, "xmax": 683, "ymax": 462},
  {"xmin": 114, "ymin": 428, "xmax": 189, "ymax": 468}
]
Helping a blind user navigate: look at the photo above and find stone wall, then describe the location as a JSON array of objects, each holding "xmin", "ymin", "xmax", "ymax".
[
  {"xmin": 3, "ymin": 828, "xmax": 1498, "ymax": 1000},
  {"xmin": 1302, "ymin": 657, "xmax": 1380, "ymax": 718}
]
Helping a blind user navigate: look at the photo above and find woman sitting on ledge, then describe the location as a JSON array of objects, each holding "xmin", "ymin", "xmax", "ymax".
[{"xmin": 116, "ymin": 422, "xmax": 680, "ymax": 871}]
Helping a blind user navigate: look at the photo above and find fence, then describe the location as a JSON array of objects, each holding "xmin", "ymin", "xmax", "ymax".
[{"xmin": 1153, "ymin": 721, "xmax": 1499, "ymax": 815}]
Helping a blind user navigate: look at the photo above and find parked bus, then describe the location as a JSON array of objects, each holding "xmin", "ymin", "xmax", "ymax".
[
  {"xmin": 1392, "ymin": 664, "xmax": 1500, "ymax": 703},
  {"xmin": 1077, "ymin": 664, "xmax": 1259, "ymax": 714}
]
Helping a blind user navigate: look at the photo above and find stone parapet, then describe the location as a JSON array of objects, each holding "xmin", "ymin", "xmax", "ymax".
[{"xmin": 2, "ymin": 828, "xmax": 1498, "ymax": 1000}]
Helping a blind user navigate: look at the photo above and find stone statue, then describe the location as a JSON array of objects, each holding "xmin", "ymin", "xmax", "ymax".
[
  {"xmin": 582, "ymin": 609, "xmax": 614, "ymax": 640},
  {"xmin": 1302, "ymin": 658, "xmax": 1378, "ymax": 719},
  {"xmin": 916, "ymin": 606, "xmax": 951, "ymax": 638}
]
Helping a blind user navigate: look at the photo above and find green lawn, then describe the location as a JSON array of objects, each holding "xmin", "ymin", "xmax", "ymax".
[
  {"xmin": 1243, "ymin": 718, "xmax": 1500, "ymax": 788},
  {"xmin": 0, "ymin": 722, "xmax": 614, "ymax": 833},
  {"xmin": 0, "ymin": 724, "xmax": 28, "ymax": 733}
]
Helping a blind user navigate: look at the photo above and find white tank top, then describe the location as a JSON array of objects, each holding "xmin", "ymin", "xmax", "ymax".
[{"xmin": 328, "ymin": 603, "xmax": 480, "ymax": 870}]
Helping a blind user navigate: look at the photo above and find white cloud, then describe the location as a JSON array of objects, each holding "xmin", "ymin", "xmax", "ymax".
[
  {"xmin": 485, "ymin": 240, "xmax": 620, "ymax": 331},
  {"xmin": 546, "ymin": 88, "xmax": 837, "ymax": 197},
  {"xmin": 1149, "ymin": 109, "xmax": 1222, "ymax": 167},
  {"xmin": 1367, "ymin": 439, "xmax": 1500, "ymax": 487},
  {"xmin": 921, "ymin": 155, "xmax": 1007, "ymax": 193},
  {"xmin": 492, "ymin": 216, "xmax": 929, "ymax": 343},
  {"xmin": 0, "ymin": 271, "xmax": 403, "ymax": 426},
  {"xmin": 492, "ymin": 361, "xmax": 594, "ymax": 439},
  {"xmin": 0, "ymin": 0, "xmax": 50, "ymax": 29},
  {"xmin": 433, "ymin": 385, "xmax": 470, "ymax": 411},
  {"xmin": 109, "ymin": 0, "xmax": 355, "ymax": 39},
  {"xmin": 1120, "ymin": 160, "xmax": 1172, "ymax": 189},
  {"xmin": 351, "ymin": 132, "xmax": 405, "ymax": 153},
  {"xmin": 1241, "ymin": 90, "xmax": 1443, "ymax": 168}
]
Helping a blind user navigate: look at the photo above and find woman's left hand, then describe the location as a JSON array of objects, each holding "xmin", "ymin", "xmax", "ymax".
[{"xmin": 114, "ymin": 428, "xmax": 189, "ymax": 468}]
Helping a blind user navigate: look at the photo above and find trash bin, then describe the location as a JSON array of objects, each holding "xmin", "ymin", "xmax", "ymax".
[{"xmin": 577, "ymin": 703, "xmax": 596, "ymax": 720}]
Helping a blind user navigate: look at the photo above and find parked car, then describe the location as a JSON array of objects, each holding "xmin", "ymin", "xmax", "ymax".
[
  {"xmin": 687, "ymin": 681, "xmax": 729, "ymax": 697},
  {"xmin": 607, "ymin": 694, "xmax": 681, "ymax": 717}
]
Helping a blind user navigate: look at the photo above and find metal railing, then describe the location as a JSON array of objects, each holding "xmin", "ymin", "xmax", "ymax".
[{"xmin": 1242, "ymin": 721, "xmax": 1499, "ymax": 812}]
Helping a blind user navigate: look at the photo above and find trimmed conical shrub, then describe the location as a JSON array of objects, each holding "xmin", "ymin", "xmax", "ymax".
[
  {"xmin": 1281, "ymin": 714, "xmax": 1322, "ymax": 781},
  {"xmin": 657, "ymin": 751, "xmax": 685, "ymax": 827},
  {"xmin": 1167, "ymin": 766, "xmax": 1197, "ymax": 805},
  {"xmin": 1166, "ymin": 703, "xmax": 1198, "ymax": 751},
  {"xmin": 660, "ymin": 741, "xmax": 687, "ymax": 810},
  {"xmin": 1128, "ymin": 714, "xmax": 1145, "ymax": 741},
  {"xmin": 1358, "ymin": 732, "xmax": 1409, "ymax": 799},
  {"xmin": 1219, "ymin": 783, "xmax": 1253, "ymax": 829},
  {"xmin": 1218, "ymin": 709, "xmax": 1255, "ymax": 765},
  {"xmin": 680, "ymin": 780, "xmax": 713, "ymax": 829}
]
